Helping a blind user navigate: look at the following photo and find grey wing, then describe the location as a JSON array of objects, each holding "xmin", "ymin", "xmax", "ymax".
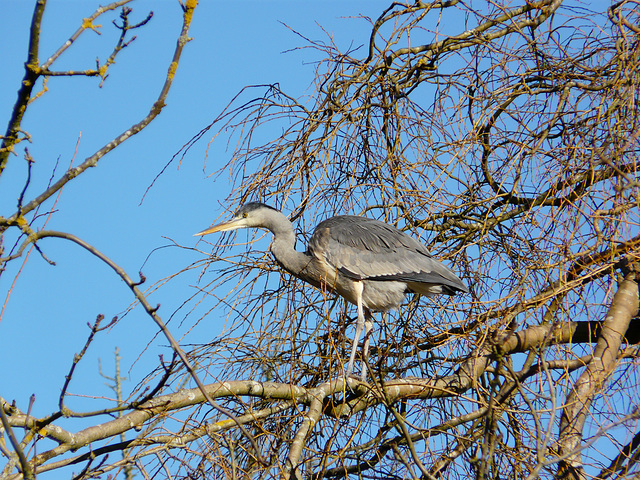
[{"xmin": 308, "ymin": 215, "xmax": 467, "ymax": 293}]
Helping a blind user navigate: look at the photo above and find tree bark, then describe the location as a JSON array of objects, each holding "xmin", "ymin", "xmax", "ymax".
[{"xmin": 557, "ymin": 272, "xmax": 639, "ymax": 479}]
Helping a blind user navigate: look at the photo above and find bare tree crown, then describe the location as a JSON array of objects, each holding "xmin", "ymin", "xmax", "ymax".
[{"xmin": 1, "ymin": 1, "xmax": 639, "ymax": 479}]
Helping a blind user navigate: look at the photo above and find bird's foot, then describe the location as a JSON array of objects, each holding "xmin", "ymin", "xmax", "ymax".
[{"xmin": 343, "ymin": 372, "xmax": 369, "ymax": 393}]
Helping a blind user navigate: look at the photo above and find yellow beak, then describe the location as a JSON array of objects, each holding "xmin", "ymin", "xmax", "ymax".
[{"xmin": 194, "ymin": 218, "xmax": 245, "ymax": 236}]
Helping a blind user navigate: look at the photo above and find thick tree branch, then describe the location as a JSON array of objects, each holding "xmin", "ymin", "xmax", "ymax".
[
  {"xmin": 0, "ymin": 0, "xmax": 46, "ymax": 176},
  {"xmin": 557, "ymin": 271, "xmax": 639, "ymax": 479}
]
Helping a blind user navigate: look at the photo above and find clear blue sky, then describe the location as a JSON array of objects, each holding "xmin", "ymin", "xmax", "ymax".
[{"xmin": 0, "ymin": 0, "xmax": 387, "ymax": 429}]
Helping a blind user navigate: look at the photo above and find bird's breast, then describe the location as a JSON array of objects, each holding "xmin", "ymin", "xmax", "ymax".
[{"xmin": 361, "ymin": 279, "xmax": 407, "ymax": 311}]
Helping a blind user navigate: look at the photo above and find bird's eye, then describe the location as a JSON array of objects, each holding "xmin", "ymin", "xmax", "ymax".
[{"xmin": 242, "ymin": 212, "xmax": 248, "ymax": 218}]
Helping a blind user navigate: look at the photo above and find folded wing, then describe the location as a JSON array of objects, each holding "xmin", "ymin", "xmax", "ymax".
[{"xmin": 308, "ymin": 215, "xmax": 467, "ymax": 294}]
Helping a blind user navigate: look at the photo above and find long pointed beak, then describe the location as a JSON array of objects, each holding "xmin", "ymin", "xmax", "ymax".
[{"xmin": 194, "ymin": 218, "xmax": 244, "ymax": 236}]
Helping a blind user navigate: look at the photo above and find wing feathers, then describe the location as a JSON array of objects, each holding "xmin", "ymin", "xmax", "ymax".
[{"xmin": 309, "ymin": 215, "xmax": 467, "ymax": 293}]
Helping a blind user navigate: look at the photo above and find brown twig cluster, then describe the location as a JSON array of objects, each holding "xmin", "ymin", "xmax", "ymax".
[{"xmin": 182, "ymin": 1, "xmax": 640, "ymax": 478}]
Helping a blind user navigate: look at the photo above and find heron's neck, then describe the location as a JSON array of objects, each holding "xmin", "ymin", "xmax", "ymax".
[{"xmin": 265, "ymin": 212, "xmax": 310, "ymax": 276}]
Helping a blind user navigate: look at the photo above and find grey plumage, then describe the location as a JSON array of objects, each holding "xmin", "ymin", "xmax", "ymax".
[{"xmin": 196, "ymin": 202, "xmax": 467, "ymax": 381}]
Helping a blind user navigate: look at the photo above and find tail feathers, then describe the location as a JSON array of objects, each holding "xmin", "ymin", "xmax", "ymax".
[
  {"xmin": 406, "ymin": 280, "xmax": 467, "ymax": 297},
  {"xmin": 374, "ymin": 270, "xmax": 468, "ymax": 296}
]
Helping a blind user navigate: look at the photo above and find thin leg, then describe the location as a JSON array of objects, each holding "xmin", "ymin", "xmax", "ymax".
[
  {"xmin": 360, "ymin": 310, "xmax": 373, "ymax": 382},
  {"xmin": 345, "ymin": 282, "xmax": 365, "ymax": 378}
]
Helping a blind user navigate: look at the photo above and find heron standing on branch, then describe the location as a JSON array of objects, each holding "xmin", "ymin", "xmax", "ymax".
[{"xmin": 196, "ymin": 202, "xmax": 467, "ymax": 381}]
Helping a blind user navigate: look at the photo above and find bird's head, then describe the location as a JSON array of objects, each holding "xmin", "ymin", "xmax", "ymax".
[{"xmin": 195, "ymin": 202, "xmax": 281, "ymax": 236}]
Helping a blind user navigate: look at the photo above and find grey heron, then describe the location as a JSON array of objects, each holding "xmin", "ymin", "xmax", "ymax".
[{"xmin": 196, "ymin": 202, "xmax": 467, "ymax": 381}]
